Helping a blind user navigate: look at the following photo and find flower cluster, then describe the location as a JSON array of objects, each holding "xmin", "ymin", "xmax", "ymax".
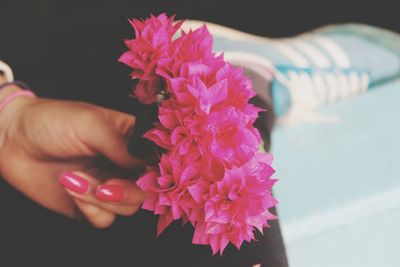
[{"xmin": 120, "ymin": 14, "xmax": 277, "ymax": 255}]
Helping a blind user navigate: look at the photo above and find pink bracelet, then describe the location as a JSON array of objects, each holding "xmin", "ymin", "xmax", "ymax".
[{"xmin": 0, "ymin": 90, "xmax": 36, "ymax": 111}]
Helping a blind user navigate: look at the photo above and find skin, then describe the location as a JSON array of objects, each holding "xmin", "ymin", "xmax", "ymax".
[{"xmin": 0, "ymin": 75, "xmax": 146, "ymax": 228}]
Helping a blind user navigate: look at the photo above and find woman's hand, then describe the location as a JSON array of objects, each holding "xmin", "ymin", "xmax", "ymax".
[{"xmin": 0, "ymin": 84, "xmax": 146, "ymax": 228}]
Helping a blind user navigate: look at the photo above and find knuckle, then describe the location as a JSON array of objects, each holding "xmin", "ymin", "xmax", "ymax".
[{"xmin": 80, "ymin": 109, "xmax": 103, "ymax": 124}]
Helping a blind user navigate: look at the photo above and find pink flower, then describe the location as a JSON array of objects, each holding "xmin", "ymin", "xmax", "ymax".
[
  {"xmin": 130, "ymin": 14, "xmax": 183, "ymax": 43},
  {"xmin": 187, "ymin": 77, "xmax": 228, "ymax": 114},
  {"xmin": 137, "ymin": 154, "xmax": 205, "ymax": 234},
  {"xmin": 133, "ymin": 74, "xmax": 163, "ymax": 104},
  {"xmin": 156, "ymin": 25, "xmax": 223, "ymax": 80},
  {"xmin": 206, "ymin": 107, "xmax": 260, "ymax": 166},
  {"xmin": 119, "ymin": 14, "xmax": 183, "ymax": 104},
  {"xmin": 193, "ymin": 153, "xmax": 277, "ymax": 255},
  {"xmin": 123, "ymin": 14, "xmax": 278, "ymax": 255},
  {"xmin": 216, "ymin": 63, "xmax": 256, "ymax": 110},
  {"xmin": 143, "ymin": 123, "xmax": 172, "ymax": 150},
  {"xmin": 119, "ymin": 14, "xmax": 182, "ymax": 77}
]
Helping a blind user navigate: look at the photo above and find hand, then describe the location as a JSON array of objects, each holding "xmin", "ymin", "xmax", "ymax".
[{"xmin": 0, "ymin": 86, "xmax": 146, "ymax": 228}]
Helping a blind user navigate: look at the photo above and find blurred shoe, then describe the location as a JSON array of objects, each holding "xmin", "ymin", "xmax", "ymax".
[{"xmin": 182, "ymin": 21, "xmax": 400, "ymax": 122}]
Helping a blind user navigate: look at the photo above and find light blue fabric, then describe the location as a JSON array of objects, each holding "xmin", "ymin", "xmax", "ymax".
[
  {"xmin": 286, "ymin": 209, "xmax": 400, "ymax": 267},
  {"xmin": 271, "ymin": 78, "xmax": 400, "ymax": 267}
]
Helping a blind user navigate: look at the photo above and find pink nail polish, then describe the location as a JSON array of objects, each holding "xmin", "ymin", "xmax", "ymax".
[
  {"xmin": 95, "ymin": 185, "xmax": 125, "ymax": 202},
  {"xmin": 59, "ymin": 172, "xmax": 89, "ymax": 194}
]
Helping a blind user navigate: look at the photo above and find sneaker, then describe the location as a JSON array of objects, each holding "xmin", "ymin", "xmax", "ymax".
[{"xmin": 182, "ymin": 21, "xmax": 400, "ymax": 122}]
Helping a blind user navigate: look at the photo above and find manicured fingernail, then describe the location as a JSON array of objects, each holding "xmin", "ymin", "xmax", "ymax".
[
  {"xmin": 95, "ymin": 185, "xmax": 125, "ymax": 202},
  {"xmin": 59, "ymin": 172, "xmax": 89, "ymax": 194}
]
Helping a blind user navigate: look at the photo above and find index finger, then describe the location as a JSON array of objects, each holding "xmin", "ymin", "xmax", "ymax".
[
  {"xmin": 60, "ymin": 172, "xmax": 145, "ymax": 216},
  {"xmin": 95, "ymin": 178, "xmax": 146, "ymax": 205}
]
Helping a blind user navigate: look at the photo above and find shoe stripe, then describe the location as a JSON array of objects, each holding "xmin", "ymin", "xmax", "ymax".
[
  {"xmin": 284, "ymin": 70, "xmax": 369, "ymax": 112},
  {"xmin": 349, "ymin": 72, "xmax": 360, "ymax": 95},
  {"xmin": 337, "ymin": 72, "xmax": 351, "ymax": 99},
  {"xmin": 312, "ymin": 72, "xmax": 329, "ymax": 104},
  {"xmin": 288, "ymin": 39, "xmax": 332, "ymax": 68},
  {"xmin": 269, "ymin": 40, "xmax": 311, "ymax": 67},
  {"xmin": 312, "ymin": 36, "xmax": 351, "ymax": 68}
]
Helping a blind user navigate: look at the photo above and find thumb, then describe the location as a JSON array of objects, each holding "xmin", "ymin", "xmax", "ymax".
[
  {"xmin": 97, "ymin": 107, "xmax": 137, "ymax": 137},
  {"xmin": 82, "ymin": 107, "xmax": 142, "ymax": 169}
]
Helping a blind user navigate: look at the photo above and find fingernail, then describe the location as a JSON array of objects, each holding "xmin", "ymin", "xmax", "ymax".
[
  {"xmin": 95, "ymin": 185, "xmax": 125, "ymax": 202},
  {"xmin": 59, "ymin": 172, "xmax": 90, "ymax": 194}
]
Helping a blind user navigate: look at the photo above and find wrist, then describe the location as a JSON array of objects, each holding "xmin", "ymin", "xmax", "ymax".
[
  {"xmin": 0, "ymin": 83, "xmax": 21, "ymax": 99},
  {"xmin": 0, "ymin": 85, "xmax": 38, "ymax": 152}
]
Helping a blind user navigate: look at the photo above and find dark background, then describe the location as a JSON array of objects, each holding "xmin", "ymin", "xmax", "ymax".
[
  {"xmin": 1, "ymin": 0, "xmax": 399, "ymax": 110},
  {"xmin": 0, "ymin": 0, "xmax": 399, "ymax": 266}
]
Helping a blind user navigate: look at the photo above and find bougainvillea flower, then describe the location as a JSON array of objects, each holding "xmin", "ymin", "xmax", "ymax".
[{"xmin": 121, "ymin": 13, "xmax": 278, "ymax": 255}]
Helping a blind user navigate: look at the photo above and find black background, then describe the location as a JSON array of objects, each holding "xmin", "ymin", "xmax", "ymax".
[{"xmin": 1, "ymin": 0, "xmax": 399, "ymax": 111}]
